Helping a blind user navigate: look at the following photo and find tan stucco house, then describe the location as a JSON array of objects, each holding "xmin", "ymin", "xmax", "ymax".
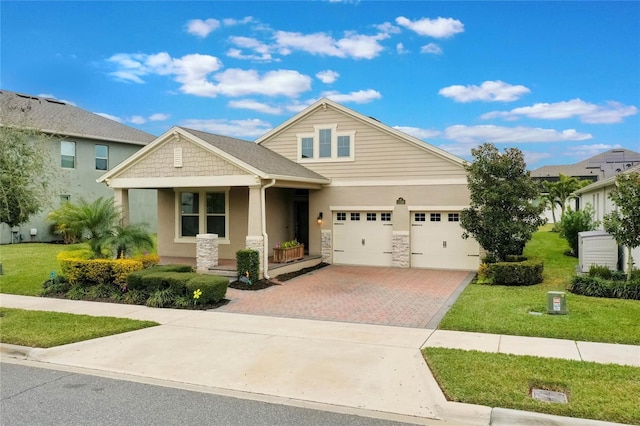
[{"xmin": 98, "ymin": 98, "xmax": 479, "ymax": 278}]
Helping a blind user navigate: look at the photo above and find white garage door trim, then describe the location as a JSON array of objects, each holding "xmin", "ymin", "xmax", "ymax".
[{"xmin": 333, "ymin": 210, "xmax": 393, "ymax": 266}]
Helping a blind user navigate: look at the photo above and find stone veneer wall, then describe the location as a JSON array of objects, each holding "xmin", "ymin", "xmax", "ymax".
[
  {"xmin": 321, "ymin": 229, "xmax": 332, "ymax": 264},
  {"xmin": 392, "ymin": 231, "xmax": 410, "ymax": 268},
  {"xmin": 246, "ymin": 236, "xmax": 264, "ymax": 278},
  {"xmin": 196, "ymin": 234, "xmax": 219, "ymax": 272}
]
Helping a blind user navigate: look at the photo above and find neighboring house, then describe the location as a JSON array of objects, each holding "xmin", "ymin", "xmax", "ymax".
[
  {"xmin": 574, "ymin": 164, "xmax": 640, "ymax": 271},
  {"xmin": 531, "ymin": 148, "xmax": 640, "ymax": 223},
  {"xmin": 0, "ymin": 90, "xmax": 157, "ymax": 243},
  {"xmin": 99, "ymin": 98, "xmax": 479, "ymax": 278}
]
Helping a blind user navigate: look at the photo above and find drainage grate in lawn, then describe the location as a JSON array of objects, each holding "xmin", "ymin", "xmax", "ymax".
[{"xmin": 531, "ymin": 388, "xmax": 568, "ymax": 404}]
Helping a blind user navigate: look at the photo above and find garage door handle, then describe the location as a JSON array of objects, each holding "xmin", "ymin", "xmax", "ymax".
[
  {"xmin": 443, "ymin": 241, "xmax": 447, "ymax": 248},
  {"xmin": 362, "ymin": 239, "xmax": 365, "ymax": 245},
  {"xmin": 383, "ymin": 251, "xmax": 392, "ymax": 254},
  {"xmin": 334, "ymin": 249, "xmax": 344, "ymax": 252},
  {"xmin": 412, "ymin": 252, "xmax": 423, "ymax": 255}
]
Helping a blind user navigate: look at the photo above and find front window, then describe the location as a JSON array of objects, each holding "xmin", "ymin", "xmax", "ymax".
[
  {"xmin": 95, "ymin": 145, "xmax": 109, "ymax": 171},
  {"xmin": 319, "ymin": 128, "xmax": 332, "ymax": 158},
  {"xmin": 178, "ymin": 190, "xmax": 228, "ymax": 239},
  {"xmin": 61, "ymin": 141, "xmax": 75, "ymax": 168},
  {"xmin": 297, "ymin": 124, "xmax": 355, "ymax": 162},
  {"xmin": 180, "ymin": 192, "xmax": 200, "ymax": 237}
]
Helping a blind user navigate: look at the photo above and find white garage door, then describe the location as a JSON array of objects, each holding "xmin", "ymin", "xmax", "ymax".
[
  {"xmin": 411, "ymin": 211, "xmax": 480, "ymax": 270},
  {"xmin": 333, "ymin": 211, "xmax": 393, "ymax": 266}
]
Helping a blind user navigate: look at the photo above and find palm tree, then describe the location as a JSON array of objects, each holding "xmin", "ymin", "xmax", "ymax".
[{"xmin": 98, "ymin": 222, "xmax": 154, "ymax": 259}]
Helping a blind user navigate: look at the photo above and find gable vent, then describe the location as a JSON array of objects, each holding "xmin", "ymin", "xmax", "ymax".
[{"xmin": 173, "ymin": 147, "xmax": 183, "ymax": 168}]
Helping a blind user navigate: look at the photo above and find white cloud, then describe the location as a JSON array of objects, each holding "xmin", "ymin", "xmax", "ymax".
[
  {"xmin": 393, "ymin": 126, "xmax": 441, "ymax": 139},
  {"xmin": 228, "ymin": 99, "xmax": 283, "ymax": 114},
  {"xmin": 396, "ymin": 43, "xmax": 408, "ymax": 54},
  {"xmin": 180, "ymin": 118, "xmax": 272, "ymax": 138},
  {"xmin": 186, "ymin": 18, "xmax": 220, "ymax": 38},
  {"xmin": 443, "ymin": 124, "xmax": 592, "ymax": 144},
  {"xmin": 482, "ymin": 99, "xmax": 638, "ymax": 124},
  {"xmin": 396, "ymin": 16, "xmax": 464, "ymax": 38},
  {"xmin": 439, "ymin": 80, "xmax": 531, "ymax": 103},
  {"xmin": 285, "ymin": 99, "xmax": 318, "ymax": 113},
  {"xmin": 222, "ymin": 16, "xmax": 254, "ymax": 26},
  {"xmin": 522, "ymin": 151, "xmax": 553, "ymax": 166},
  {"xmin": 95, "ymin": 112, "xmax": 123, "ymax": 123},
  {"xmin": 149, "ymin": 113, "xmax": 170, "ymax": 121},
  {"xmin": 129, "ymin": 115, "xmax": 146, "ymax": 124},
  {"xmin": 321, "ymin": 89, "xmax": 382, "ymax": 103},
  {"xmin": 316, "ymin": 70, "xmax": 339, "ymax": 84},
  {"xmin": 421, "ymin": 43, "xmax": 442, "ymax": 55},
  {"xmin": 274, "ymin": 30, "xmax": 387, "ymax": 59},
  {"xmin": 211, "ymin": 68, "xmax": 312, "ymax": 97},
  {"xmin": 376, "ymin": 22, "xmax": 401, "ymax": 35},
  {"xmin": 227, "ymin": 36, "xmax": 274, "ymax": 61}
]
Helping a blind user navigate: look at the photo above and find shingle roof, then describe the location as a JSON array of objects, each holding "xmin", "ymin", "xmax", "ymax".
[
  {"xmin": 178, "ymin": 127, "xmax": 329, "ymax": 182},
  {"xmin": 531, "ymin": 148, "xmax": 640, "ymax": 181},
  {"xmin": 0, "ymin": 89, "xmax": 154, "ymax": 145}
]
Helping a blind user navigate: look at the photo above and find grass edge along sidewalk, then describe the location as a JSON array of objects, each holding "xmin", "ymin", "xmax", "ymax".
[
  {"xmin": 423, "ymin": 347, "xmax": 640, "ymax": 426},
  {"xmin": 0, "ymin": 307, "xmax": 158, "ymax": 348},
  {"xmin": 439, "ymin": 225, "xmax": 640, "ymax": 345}
]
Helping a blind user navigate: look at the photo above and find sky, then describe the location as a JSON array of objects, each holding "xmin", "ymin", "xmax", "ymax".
[{"xmin": 2, "ymin": 1, "xmax": 639, "ymax": 169}]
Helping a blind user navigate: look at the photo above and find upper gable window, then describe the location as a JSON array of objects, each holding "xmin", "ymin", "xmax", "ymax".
[
  {"xmin": 61, "ymin": 141, "xmax": 75, "ymax": 168},
  {"xmin": 95, "ymin": 144, "xmax": 109, "ymax": 171},
  {"xmin": 297, "ymin": 124, "xmax": 355, "ymax": 162}
]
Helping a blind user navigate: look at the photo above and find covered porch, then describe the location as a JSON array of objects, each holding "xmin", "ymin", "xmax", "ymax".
[{"xmin": 98, "ymin": 126, "xmax": 330, "ymax": 279}]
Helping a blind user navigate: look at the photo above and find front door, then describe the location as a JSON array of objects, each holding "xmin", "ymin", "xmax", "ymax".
[{"xmin": 294, "ymin": 200, "xmax": 309, "ymax": 252}]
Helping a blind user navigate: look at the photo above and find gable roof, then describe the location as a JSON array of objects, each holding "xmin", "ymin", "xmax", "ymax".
[
  {"xmin": 99, "ymin": 126, "xmax": 329, "ymax": 184},
  {"xmin": 255, "ymin": 97, "xmax": 465, "ymax": 167},
  {"xmin": 0, "ymin": 89, "xmax": 154, "ymax": 145}
]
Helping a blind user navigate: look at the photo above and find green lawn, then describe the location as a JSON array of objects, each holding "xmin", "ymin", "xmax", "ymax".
[
  {"xmin": 439, "ymin": 225, "xmax": 640, "ymax": 345},
  {"xmin": 0, "ymin": 242, "xmax": 86, "ymax": 295},
  {"xmin": 0, "ymin": 307, "xmax": 158, "ymax": 348},
  {"xmin": 424, "ymin": 347, "xmax": 640, "ymax": 425}
]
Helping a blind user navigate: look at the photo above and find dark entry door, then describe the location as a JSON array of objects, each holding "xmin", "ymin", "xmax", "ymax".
[{"xmin": 294, "ymin": 201, "xmax": 309, "ymax": 253}]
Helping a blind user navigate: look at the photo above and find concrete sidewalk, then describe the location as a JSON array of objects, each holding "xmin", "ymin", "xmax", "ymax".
[{"xmin": 1, "ymin": 294, "xmax": 637, "ymax": 425}]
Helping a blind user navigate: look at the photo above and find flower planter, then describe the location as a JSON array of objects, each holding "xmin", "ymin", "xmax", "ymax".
[{"xmin": 273, "ymin": 244, "xmax": 304, "ymax": 263}]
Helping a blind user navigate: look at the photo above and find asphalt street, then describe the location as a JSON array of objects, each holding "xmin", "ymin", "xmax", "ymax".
[{"xmin": 1, "ymin": 362, "xmax": 418, "ymax": 426}]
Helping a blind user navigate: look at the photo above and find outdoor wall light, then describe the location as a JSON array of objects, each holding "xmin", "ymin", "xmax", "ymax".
[{"xmin": 317, "ymin": 212, "xmax": 323, "ymax": 224}]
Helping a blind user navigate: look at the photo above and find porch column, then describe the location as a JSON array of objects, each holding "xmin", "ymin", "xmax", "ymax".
[
  {"xmin": 246, "ymin": 185, "xmax": 264, "ymax": 278},
  {"xmin": 196, "ymin": 234, "xmax": 219, "ymax": 272},
  {"xmin": 113, "ymin": 188, "xmax": 130, "ymax": 225}
]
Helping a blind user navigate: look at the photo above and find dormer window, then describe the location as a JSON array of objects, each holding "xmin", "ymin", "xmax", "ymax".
[{"xmin": 297, "ymin": 124, "xmax": 355, "ymax": 162}]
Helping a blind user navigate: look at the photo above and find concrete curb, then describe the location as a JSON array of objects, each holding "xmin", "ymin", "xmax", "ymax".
[
  {"xmin": 0, "ymin": 343, "xmax": 33, "ymax": 359},
  {"xmin": 491, "ymin": 408, "xmax": 632, "ymax": 426}
]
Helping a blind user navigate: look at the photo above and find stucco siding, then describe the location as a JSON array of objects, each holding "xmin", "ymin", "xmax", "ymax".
[
  {"xmin": 117, "ymin": 137, "xmax": 247, "ymax": 179},
  {"xmin": 157, "ymin": 187, "xmax": 250, "ymax": 260},
  {"xmin": 260, "ymin": 107, "xmax": 464, "ymax": 180}
]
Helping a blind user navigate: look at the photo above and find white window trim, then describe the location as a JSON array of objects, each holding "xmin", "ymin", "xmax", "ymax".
[
  {"xmin": 296, "ymin": 124, "xmax": 355, "ymax": 163},
  {"xmin": 174, "ymin": 188, "xmax": 230, "ymax": 244}
]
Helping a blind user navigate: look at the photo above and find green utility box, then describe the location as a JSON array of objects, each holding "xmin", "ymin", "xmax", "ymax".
[{"xmin": 547, "ymin": 291, "xmax": 567, "ymax": 315}]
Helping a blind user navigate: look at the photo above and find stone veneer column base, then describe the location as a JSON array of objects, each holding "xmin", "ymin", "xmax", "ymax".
[
  {"xmin": 196, "ymin": 234, "xmax": 218, "ymax": 272},
  {"xmin": 246, "ymin": 236, "xmax": 265, "ymax": 279},
  {"xmin": 321, "ymin": 229, "xmax": 332, "ymax": 264},
  {"xmin": 392, "ymin": 231, "xmax": 410, "ymax": 268}
]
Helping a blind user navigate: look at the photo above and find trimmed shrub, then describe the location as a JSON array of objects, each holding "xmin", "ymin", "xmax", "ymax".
[
  {"xmin": 237, "ymin": 249, "xmax": 260, "ymax": 282},
  {"xmin": 569, "ymin": 275, "xmax": 640, "ymax": 300},
  {"xmin": 186, "ymin": 275, "xmax": 228, "ymax": 304},
  {"xmin": 484, "ymin": 258, "xmax": 544, "ymax": 286},
  {"xmin": 126, "ymin": 265, "xmax": 193, "ymax": 291},
  {"xmin": 133, "ymin": 253, "xmax": 160, "ymax": 269},
  {"xmin": 112, "ymin": 259, "xmax": 144, "ymax": 289},
  {"xmin": 57, "ymin": 252, "xmax": 143, "ymax": 287}
]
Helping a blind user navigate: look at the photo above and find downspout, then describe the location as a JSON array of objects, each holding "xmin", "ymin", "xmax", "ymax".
[{"xmin": 261, "ymin": 179, "xmax": 276, "ymax": 279}]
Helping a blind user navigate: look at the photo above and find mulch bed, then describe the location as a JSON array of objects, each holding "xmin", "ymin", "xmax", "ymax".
[{"xmin": 228, "ymin": 262, "xmax": 330, "ymax": 291}]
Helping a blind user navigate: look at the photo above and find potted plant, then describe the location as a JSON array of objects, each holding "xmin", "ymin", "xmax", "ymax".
[{"xmin": 273, "ymin": 239, "xmax": 304, "ymax": 263}]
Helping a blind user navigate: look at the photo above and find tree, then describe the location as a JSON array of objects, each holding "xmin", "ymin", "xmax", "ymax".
[
  {"xmin": 542, "ymin": 174, "xmax": 592, "ymax": 219},
  {"xmin": 460, "ymin": 143, "xmax": 546, "ymax": 262},
  {"xmin": 48, "ymin": 196, "xmax": 152, "ymax": 258},
  {"xmin": 603, "ymin": 172, "xmax": 640, "ymax": 280},
  {"xmin": 558, "ymin": 205, "xmax": 598, "ymax": 257},
  {"xmin": 0, "ymin": 124, "xmax": 60, "ymax": 229}
]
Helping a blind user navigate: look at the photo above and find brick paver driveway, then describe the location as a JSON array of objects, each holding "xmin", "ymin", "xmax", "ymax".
[{"xmin": 216, "ymin": 265, "xmax": 474, "ymax": 328}]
